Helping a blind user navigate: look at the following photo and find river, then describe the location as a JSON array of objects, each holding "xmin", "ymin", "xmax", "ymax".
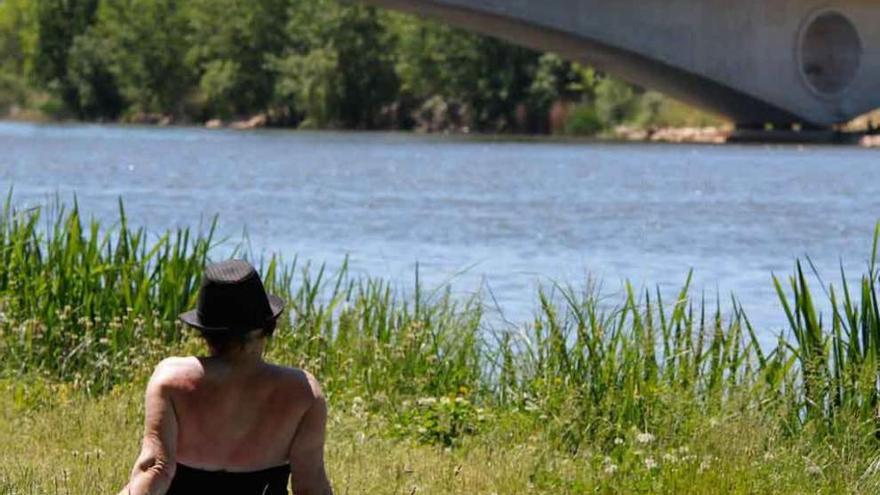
[{"xmin": 1, "ymin": 122, "xmax": 878, "ymax": 341}]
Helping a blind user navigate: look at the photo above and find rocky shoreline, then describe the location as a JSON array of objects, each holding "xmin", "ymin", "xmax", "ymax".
[
  {"xmin": 861, "ymin": 135, "xmax": 880, "ymax": 148},
  {"xmin": 613, "ymin": 125, "xmax": 729, "ymax": 144}
]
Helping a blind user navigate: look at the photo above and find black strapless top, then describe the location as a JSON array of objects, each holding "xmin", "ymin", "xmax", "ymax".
[{"xmin": 167, "ymin": 464, "xmax": 290, "ymax": 495}]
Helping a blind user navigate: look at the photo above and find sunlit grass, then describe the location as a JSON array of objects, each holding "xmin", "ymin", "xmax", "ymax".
[{"xmin": 2, "ymin": 382, "xmax": 879, "ymax": 494}]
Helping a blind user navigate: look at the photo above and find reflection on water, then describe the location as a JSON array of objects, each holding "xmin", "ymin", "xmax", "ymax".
[{"xmin": 1, "ymin": 122, "xmax": 879, "ymax": 339}]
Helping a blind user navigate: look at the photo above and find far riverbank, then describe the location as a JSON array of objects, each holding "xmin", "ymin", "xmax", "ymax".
[{"xmin": 7, "ymin": 111, "xmax": 880, "ymax": 147}]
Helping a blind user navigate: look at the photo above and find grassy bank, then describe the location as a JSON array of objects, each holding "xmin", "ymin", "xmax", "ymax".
[
  {"xmin": 2, "ymin": 198, "xmax": 880, "ymax": 493},
  {"xmin": 3, "ymin": 381, "xmax": 878, "ymax": 494}
]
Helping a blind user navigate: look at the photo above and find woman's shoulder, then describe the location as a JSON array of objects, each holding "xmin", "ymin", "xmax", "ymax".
[
  {"xmin": 154, "ymin": 356, "xmax": 203, "ymax": 374},
  {"xmin": 265, "ymin": 365, "xmax": 324, "ymax": 402},
  {"xmin": 148, "ymin": 356, "xmax": 204, "ymax": 391}
]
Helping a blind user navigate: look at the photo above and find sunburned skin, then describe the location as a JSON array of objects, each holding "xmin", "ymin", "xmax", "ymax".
[{"xmin": 119, "ymin": 334, "xmax": 333, "ymax": 495}]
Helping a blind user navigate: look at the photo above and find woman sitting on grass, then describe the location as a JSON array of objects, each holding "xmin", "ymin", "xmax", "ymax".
[{"xmin": 118, "ymin": 260, "xmax": 333, "ymax": 495}]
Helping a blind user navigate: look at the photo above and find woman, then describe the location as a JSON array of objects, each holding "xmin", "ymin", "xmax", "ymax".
[{"xmin": 118, "ymin": 260, "xmax": 333, "ymax": 495}]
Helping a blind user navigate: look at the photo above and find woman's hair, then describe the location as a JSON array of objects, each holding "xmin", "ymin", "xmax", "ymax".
[{"xmin": 199, "ymin": 318, "xmax": 278, "ymax": 355}]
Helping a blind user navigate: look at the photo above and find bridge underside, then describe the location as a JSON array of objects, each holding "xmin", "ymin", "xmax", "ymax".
[{"xmin": 364, "ymin": 0, "xmax": 880, "ymax": 128}]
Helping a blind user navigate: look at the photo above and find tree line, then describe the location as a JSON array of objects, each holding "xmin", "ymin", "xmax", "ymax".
[{"xmin": 0, "ymin": 0, "xmax": 717, "ymax": 133}]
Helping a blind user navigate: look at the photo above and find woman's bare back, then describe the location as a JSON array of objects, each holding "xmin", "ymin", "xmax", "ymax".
[{"xmin": 158, "ymin": 356, "xmax": 319, "ymax": 471}]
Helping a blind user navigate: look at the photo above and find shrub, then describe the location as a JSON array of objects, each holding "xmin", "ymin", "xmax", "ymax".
[{"xmin": 565, "ymin": 104, "xmax": 604, "ymax": 135}]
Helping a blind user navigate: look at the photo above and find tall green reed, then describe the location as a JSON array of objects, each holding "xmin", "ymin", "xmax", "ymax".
[
  {"xmin": 773, "ymin": 223, "xmax": 880, "ymax": 428},
  {"xmin": 495, "ymin": 273, "xmax": 765, "ymax": 448},
  {"xmin": 0, "ymin": 196, "xmax": 214, "ymax": 390},
  {"xmin": 264, "ymin": 259, "xmax": 484, "ymax": 400},
  {"xmin": 2, "ymin": 195, "xmax": 880, "ymax": 447},
  {"xmin": 0, "ymin": 197, "xmax": 483, "ymax": 399}
]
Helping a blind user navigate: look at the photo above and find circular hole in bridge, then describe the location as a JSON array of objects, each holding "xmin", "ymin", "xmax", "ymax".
[{"xmin": 799, "ymin": 11, "xmax": 862, "ymax": 96}]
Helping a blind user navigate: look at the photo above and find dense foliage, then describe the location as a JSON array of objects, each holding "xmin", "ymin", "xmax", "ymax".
[{"xmin": 0, "ymin": 0, "xmax": 718, "ymax": 132}]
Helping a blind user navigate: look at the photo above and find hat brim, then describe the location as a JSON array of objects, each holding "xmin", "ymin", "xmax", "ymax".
[{"xmin": 178, "ymin": 294, "xmax": 285, "ymax": 333}]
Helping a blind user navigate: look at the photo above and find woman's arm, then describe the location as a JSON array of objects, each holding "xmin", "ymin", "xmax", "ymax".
[
  {"xmin": 289, "ymin": 373, "xmax": 333, "ymax": 495},
  {"xmin": 118, "ymin": 361, "xmax": 179, "ymax": 495}
]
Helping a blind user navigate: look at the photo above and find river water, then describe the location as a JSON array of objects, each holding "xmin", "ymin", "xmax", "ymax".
[{"xmin": 1, "ymin": 122, "xmax": 879, "ymax": 340}]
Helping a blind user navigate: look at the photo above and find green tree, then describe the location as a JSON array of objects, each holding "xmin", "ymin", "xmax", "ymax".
[
  {"xmin": 391, "ymin": 16, "xmax": 542, "ymax": 132},
  {"xmin": 271, "ymin": 0, "xmax": 398, "ymax": 128},
  {"xmin": 465, "ymin": 38, "xmax": 540, "ymax": 131},
  {"xmin": 332, "ymin": 5, "xmax": 399, "ymax": 128},
  {"xmin": 33, "ymin": 0, "xmax": 99, "ymax": 113},
  {"xmin": 593, "ymin": 76, "xmax": 641, "ymax": 127},
  {"xmin": 527, "ymin": 53, "xmax": 596, "ymax": 133},
  {"xmin": 270, "ymin": 46, "xmax": 339, "ymax": 128},
  {"xmin": 88, "ymin": 0, "xmax": 193, "ymax": 116},
  {"xmin": 390, "ymin": 15, "xmax": 481, "ymax": 129},
  {"xmin": 186, "ymin": 0, "xmax": 289, "ymax": 118},
  {"xmin": 0, "ymin": 0, "xmax": 36, "ymax": 76},
  {"xmin": 0, "ymin": 0, "xmax": 37, "ymax": 113},
  {"xmin": 66, "ymin": 30, "xmax": 123, "ymax": 119}
]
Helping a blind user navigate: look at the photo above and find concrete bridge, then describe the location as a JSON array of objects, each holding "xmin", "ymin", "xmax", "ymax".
[{"xmin": 363, "ymin": 0, "xmax": 880, "ymax": 128}]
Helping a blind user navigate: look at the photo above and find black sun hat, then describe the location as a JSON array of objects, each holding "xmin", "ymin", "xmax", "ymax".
[{"xmin": 178, "ymin": 259, "xmax": 284, "ymax": 334}]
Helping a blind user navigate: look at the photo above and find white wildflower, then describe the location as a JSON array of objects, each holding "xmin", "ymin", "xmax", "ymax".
[
  {"xmin": 805, "ymin": 459, "xmax": 823, "ymax": 476},
  {"xmin": 699, "ymin": 457, "xmax": 712, "ymax": 473},
  {"xmin": 644, "ymin": 457, "xmax": 658, "ymax": 470},
  {"xmin": 604, "ymin": 463, "xmax": 619, "ymax": 475},
  {"xmin": 614, "ymin": 437, "xmax": 625, "ymax": 446},
  {"xmin": 636, "ymin": 432, "xmax": 656, "ymax": 445}
]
